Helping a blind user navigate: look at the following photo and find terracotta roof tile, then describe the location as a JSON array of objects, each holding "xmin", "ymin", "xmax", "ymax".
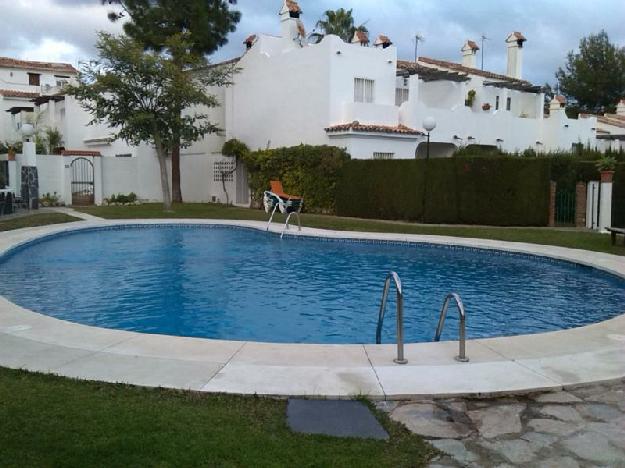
[
  {"xmin": 353, "ymin": 30, "xmax": 369, "ymax": 44},
  {"xmin": 597, "ymin": 114, "xmax": 625, "ymax": 129},
  {"xmin": 466, "ymin": 40, "xmax": 480, "ymax": 51},
  {"xmin": 554, "ymin": 95, "xmax": 567, "ymax": 104},
  {"xmin": 244, "ymin": 34, "xmax": 257, "ymax": 45},
  {"xmin": 61, "ymin": 150, "xmax": 102, "ymax": 157},
  {"xmin": 0, "ymin": 89, "xmax": 40, "ymax": 99},
  {"xmin": 325, "ymin": 122, "xmax": 423, "ymax": 136},
  {"xmin": 0, "ymin": 57, "xmax": 77, "ymax": 74},
  {"xmin": 374, "ymin": 35, "xmax": 392, "ymax": 46},
  {"xmin": 507, "ymin": 32, "xmax": 527, "ymax": 42},
  {"xmin": 285, "ymin": 0, "xmax": 301, "ymax": 13},
  {"xmin": 402, "ymin": 57, "xmax": 532, "ymax": 85}
]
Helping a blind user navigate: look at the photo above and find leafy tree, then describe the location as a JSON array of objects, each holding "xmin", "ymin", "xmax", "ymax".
[
  {"xmin": 556, "ymin": 31, "xmax": 625, "ymax": 113},
  {"xmin": 102, "ymin": 0, "xmax": 241, "ymax": 203},
  {"xmin": 312, "ymin": 8, "xmax": 368, "ymax": 43},
  {"xmin": 67, "ymin": 32, "xmax": 233, "ymax": 210}
]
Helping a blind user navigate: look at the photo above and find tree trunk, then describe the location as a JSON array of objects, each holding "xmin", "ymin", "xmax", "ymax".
[
  {"xmin": 171, "ymin": 142, "xmax": 183, "ymax": 203},
  {"xmin": 155, "ymin": 138, "xmax": 172, "ymax": 212}
]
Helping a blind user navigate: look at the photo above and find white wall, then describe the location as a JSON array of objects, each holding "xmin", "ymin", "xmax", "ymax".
[{"xmin": 327, "ymin": 133, "xmax": 418, "ymax": 159}]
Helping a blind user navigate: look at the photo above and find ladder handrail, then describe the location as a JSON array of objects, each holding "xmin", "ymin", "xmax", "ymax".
[
  {"xmin": 434, "ymin": 293, "xmax": 469, "ymax": 362},
  {"xmin": 376, "ymin": 271, "xmax": 407, "ymax": 365}
]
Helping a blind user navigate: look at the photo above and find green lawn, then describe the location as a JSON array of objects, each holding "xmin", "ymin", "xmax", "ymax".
[
  {"xmin": 78, "ymin": 203, "xmax": 625, "ymax": 256},
  {"xmin": 0, "ymin": 368, "xmax": 434, "ymax": 467},
  {"xmin": 0, "ymin": 213, "xmax": 79, "ymax": 231}
]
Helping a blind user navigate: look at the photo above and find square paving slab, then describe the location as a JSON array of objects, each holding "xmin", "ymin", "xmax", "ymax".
[{"xmin": 286, "ymin": 399, "xmax": 389, "ymax": 440}]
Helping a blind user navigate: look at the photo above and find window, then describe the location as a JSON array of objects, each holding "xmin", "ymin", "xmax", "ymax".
[
  {"xmin": 354, "ymin": 78, "xmax": 375, "ymax": 103},
  {"xmin": 506, "ymin": 97, "xmax": 512, "ymax": 111},
  {"xmin": 55, "ymin": 75, "xmax": 70, "ymax": 87},
  {"xmin": 28, "ymin": 73, "xmax": 40, "ymax": 86},
  {"xmin": 115, "ymin": 153, "xmax": 132, "ymax": 158},
  {"xmin": 213, "ymin": 161, "xmax": 235, "ymax": 182},
  {"xmin": 495, "ymin": 96, "xmax": 500, "ymax": 110},
  {"xmin": 373, "ymin": 152, "xmax": 394, "ymax": 160},
  {"xmin": 395, "ymin": 88, "xmax": 409, "ymax": 106}
]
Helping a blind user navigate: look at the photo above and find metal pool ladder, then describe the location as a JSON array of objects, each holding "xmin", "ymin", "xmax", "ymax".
[
  {"xmin": 376, "ymin": 271, "xmax": 407, "ymax": 364},
  {"xmin": 434, "ymin": 293, "xmax": 469, "ymax": 362}
]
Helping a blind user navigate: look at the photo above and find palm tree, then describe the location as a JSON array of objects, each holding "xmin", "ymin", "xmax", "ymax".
[{"xmin": 312, "ymin": 8, "xmax": 368, "ymax": 43}]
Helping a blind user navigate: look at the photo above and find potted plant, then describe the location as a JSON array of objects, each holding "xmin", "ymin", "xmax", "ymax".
[
  {"xmin": 482, "ymin": 103, "xmax": 492, "ymax": 111},
  {"xmin": 465, "ymin": 90, "xmax": 476, "ymax": 107},
  {"xmin": 596, "ymin": 156, "xmax": 617, "ymax": 183},
  {"xmin": 7, "ymin": 145, "xmax": 16, "ymax": 161}
]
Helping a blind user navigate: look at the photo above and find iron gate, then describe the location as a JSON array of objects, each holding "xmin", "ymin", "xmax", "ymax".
[
  {"xmin": 555, "ymin": 187, "xmax": 576, "ymax": 226},
  {"xmin": 71, "ymin": 157, "xmax": 94, "ymax": 205}
]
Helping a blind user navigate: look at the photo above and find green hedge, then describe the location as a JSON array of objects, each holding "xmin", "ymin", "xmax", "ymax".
[
  {"xmin": 336, "ymin": 158, "xmax": 551, "ymax": 226},
  {"xmin": 241, "ymin": 145, "xmax": 350, "ymax": 213}
]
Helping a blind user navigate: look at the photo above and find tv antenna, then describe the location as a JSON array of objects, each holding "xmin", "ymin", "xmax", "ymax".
[
  {"xmin": 414, "ymin": 34, "xmax": 425, "ymax": 62},
  {"xmin": 480, "ymin": 34, "xmax": 489, "ymax": 70}
]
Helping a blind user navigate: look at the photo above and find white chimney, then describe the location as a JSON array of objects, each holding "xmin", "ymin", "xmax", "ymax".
[
  {"xmin": 279, "ymin": 0, "xmax": 304, "ymax": 50},
  {"xmin": 506, "ymin": 32, "xmax": 526, "ymax": 79},
  {"xmin": 461, "ymin": 40, "xmax": 479, "ymax": 69},
  {"xmin": 617, "ymin": 99, "xmax": 625, "ymax": 116},
  {"xmin": 549, "ymin": 95, "xmax": 566, "ymax": 113}
]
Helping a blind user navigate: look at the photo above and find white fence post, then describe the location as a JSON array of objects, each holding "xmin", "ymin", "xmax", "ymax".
[{"xmin": 599, "ymin": 171, "xmax": 614, "ymax": 233}]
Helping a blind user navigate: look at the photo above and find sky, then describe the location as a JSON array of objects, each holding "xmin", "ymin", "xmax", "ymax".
[{"xmin": 0, "ymin": 0, "xmax": 624, "ymax": 85}]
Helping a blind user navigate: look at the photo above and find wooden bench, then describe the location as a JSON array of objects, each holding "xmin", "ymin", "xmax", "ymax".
[{"xmin": 607, "ymin": 227, "xmax": 625, "ymax": 246}]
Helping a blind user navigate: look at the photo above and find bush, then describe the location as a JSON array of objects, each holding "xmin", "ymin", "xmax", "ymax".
[
  {"xmin": 336, "ymin": 158, "xmax": 551, "ymax": 226},
  {"xmin": 107, "ymin": 192, "xmax": 137, "ymax": 205},
  {"xmin": 241, "ymin": 145, "xmax": 350, "ymax": 213}
]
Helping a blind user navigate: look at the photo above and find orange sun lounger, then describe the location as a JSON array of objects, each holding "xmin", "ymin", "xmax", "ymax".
[{"xmin": 270, "ymin": 181, "xmax": 302, "ymax": 201}]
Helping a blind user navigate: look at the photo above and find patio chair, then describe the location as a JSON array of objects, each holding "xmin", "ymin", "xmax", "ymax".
[{"xmin": 263, "ymin": 181, "xmax": 304, "ymax": 237}]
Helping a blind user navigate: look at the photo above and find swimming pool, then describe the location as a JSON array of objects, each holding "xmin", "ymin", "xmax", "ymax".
[{"xmin": 1, "ymin": 225, "xmax": 624, "ymax": 344}]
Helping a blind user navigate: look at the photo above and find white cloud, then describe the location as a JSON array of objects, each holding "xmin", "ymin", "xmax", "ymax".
[{"xmin": 1, "ymin": 0, "xmax": 624, "ymax": 85}]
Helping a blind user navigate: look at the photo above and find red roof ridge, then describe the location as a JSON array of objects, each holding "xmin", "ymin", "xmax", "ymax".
[
  {"xmin": 0, "ymin": 56, "xmax": 77, "ymax": 74},
  {"xmin": 325, "ymin": 121, "xmax": 423, "ymax": 136},
  {"xmin": 61, "ymin": 150, "xmax": 102, "ymax": 157},
  {"xmin": 0, "ymin": 89, "xmax": 41, "ymax": 98},
  {"xmin": 409, "ymin": 57, "xmax": 532, "ymax": 85}
]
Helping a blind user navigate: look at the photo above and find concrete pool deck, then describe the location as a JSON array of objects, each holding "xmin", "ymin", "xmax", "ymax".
[{"xmin": 0, "ymin": 218, "xmax": 624, "ymax": 399}]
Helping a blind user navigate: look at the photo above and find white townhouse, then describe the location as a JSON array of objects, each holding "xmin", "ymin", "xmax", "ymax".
[
  {"xmin": 221, "ymin": 1, "xmax": 597, "ymax": 159},
  {"xmin": 0, "ymin": 0, "xmax": 606, "ymax": 206},
  {"xmin": 0, "ymin": 57, "xmax": 77, "ymax": 144},
  {"xmin": 583, "ymin": 100, "xmax": 625, "ymax": 152}
]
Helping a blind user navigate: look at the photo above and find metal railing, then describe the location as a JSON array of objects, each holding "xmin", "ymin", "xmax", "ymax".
[
  {"xmin": 376, "ymin": 272, "xmax": 407, "ymax": 364},
  {"xmin": 281, "ymin": 211, "xmax": 301, "ymax": 239},
  {"xmin": 434, "ymin": 293, "xmax": 469, "ymax": 362}
]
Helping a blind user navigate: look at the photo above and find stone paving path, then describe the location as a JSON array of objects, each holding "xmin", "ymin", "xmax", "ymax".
[{"xmin": 376, "ymin": 379, "xmax": 625, "ymax": 467}]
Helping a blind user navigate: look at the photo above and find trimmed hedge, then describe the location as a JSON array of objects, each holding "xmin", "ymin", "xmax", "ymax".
[
  {"xmin": 336, "ymin": 158, "xmax": 551, "ymax": 226},
  {"xmin": 242, "ymin": 145, "xmax": 350, "ymax": 213}
]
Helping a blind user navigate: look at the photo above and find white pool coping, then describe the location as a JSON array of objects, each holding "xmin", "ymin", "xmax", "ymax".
[{"xmin": 1, "ymin": 218, "xmax": 624, "ymax": 399}]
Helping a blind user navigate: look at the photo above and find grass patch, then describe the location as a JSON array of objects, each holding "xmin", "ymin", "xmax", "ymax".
[
  {"xmin": 0, "ymin": 368, "xmax": 434, "ymax": 467},
  {"xmin": 0, "ymin": 213, "xmax": 79, "ymax": 232},
  {"xmin": 78, "ymin": 203, "xmax": 625, "ymax": 256}
]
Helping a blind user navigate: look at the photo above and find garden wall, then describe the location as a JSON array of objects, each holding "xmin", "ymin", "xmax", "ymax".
[{"xmin": 336, "ymin": 158, "xmax": 551, "ymax": 226}]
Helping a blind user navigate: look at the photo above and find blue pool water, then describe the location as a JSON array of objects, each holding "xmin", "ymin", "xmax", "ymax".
[{"xmin": 1, "ymin": 225, "xmax": 624, "ymax": 344}]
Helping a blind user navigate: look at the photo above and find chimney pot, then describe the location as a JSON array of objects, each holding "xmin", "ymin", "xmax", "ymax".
[
  {"xmin": 505, "ymin": 32, "xmax": 526, "ymax": 79},
  {"xmin": 461, "ymin": 40, "xmax": 479, "ymax": 69}
]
